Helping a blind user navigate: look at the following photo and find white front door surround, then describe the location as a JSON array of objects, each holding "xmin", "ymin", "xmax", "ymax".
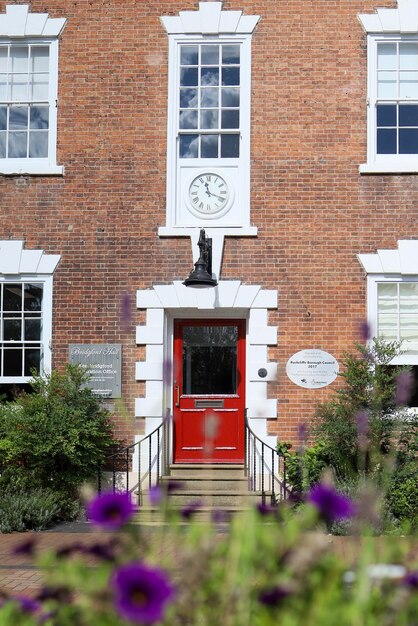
[{"xmin": 134, "ymin": 280, "xmax": 278, "ymax": 462}]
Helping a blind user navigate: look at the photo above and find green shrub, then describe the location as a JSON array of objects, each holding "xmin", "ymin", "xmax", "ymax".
[
  {"xmin": 0, "ymin": 365, "xmax": 116, "ymax": 495},
  {"xmin": 0, "ymin": 488, "xmax": 82, "ymax": 533},
  {"xmin": 386, "ymin": 462, "xmax": 418, "ymax": 529}
]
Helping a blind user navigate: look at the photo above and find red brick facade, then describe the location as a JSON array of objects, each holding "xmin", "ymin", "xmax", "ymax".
[{"xmin": 0, "ymin": 0, "xmax": 416, "ymax": 447}]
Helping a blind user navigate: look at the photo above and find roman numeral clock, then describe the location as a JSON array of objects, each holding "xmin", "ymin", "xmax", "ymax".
[{"xmin": 187, "ymin": 173, "xmax": 232, "ymax": 219}]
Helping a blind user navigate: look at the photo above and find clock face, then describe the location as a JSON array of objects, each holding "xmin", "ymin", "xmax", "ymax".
[{"xmin": 188, "ymin": 173, "xmax": 230, "ymax": 216}]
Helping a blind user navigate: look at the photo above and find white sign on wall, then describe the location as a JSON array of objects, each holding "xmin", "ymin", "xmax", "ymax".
[{"xmin": 286, "ymin": 349, "xmax": 339, "ymax": 389}]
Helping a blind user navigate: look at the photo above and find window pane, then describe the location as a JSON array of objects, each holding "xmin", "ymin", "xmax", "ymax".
[
  {"xmin": 377, "ymin": 72, "xmax": 397, "ymax": 99},
  {"xmin": 180, "ymin": 46, "xmax": 198, "ymax": 65},
  {"xmin": 30, "ymin": 106, "xmax": 49, "ymax": 129},
  {"xmin": 399, "ymin": 104, "xmax": 418, "ymax": 126},
  {"xmin": 0, "ymin": 106, "xmax": 6, "ymax": 130},
  {"xmin": 378, "ymin": 283, "xmax": 397, "ymax": 297},
  {"xmin": 180, "ymin": 67, "xmax": 198, "ymax": 87},
  {"xmin": 9, "ymin": 105, "xmax": 28, "ymax": 129},
  {"xmin": 400, "ymin": 43, "xmax": 418, "ymax": 70},
  {"xmin": 31, "ymin": 47, "xmax": 49, "ymax": 72},
  {"xmin": 222, "ymin": 67, "xmax": 240, "ymax": 86},
  {"xmin": 179, "ymin": 134, "xmax": 198, "ymax": 158},
  {"xmin": 200, "ymin": 109, "xmax": 218, "ymax": 129},
  {"xmin": 378, "ymin": 313, "xmax": 398, "ymax": 328},
  {"xmin": 8, "ymin": 131, "xmax": 27, "ymax": 158},
  {"xmin": 24, "ymin": 348, "xmax": 40, "ymax": 376},
  {"xmin": 399, "ymin": 128, "xmax": 418, "ymax": 153},
  {"xmin": 201, "ymin": 45, "xmax": 219, "ymax": 65},
  {"xmin": 400, "ymin": 314, "xmax": 418, "ymax": 328},
  {"xmin": 11, "ymin": 46, "xmax": 28, "ymax": 73},
  {"xmin": 10, "ymin": 75, "xmax": 28, "ymax": 101},
  {"xmin": 29, "ymin": 131, "xmax": 48, "ymax": 157},
  {"xmin": 221, "ymin": 134, "xmax": 239, "ymax": 157},
  {"xmin": 179, "ymin": 109, "xmax": 198, "ymax": 129},
  {"xmin": 182, "ymin": 325, "xmax": 238, "ymax": 395},
  {"xmin": 201, "ymin": 134, "xmax": 218, "ymax": 158},
  {"xmin": 222, "ymin": 45, "xmax": 240, "ymax": 65},
  {"xmin": 0, "ymin": 132, "xmax": 5, "ymax": 158},
  {"xmin": 30, "ymin": 74, "xmax": 49, "ymax": 100},
  {"xmin": 377, "ymin": 43, "xmax": 397, "ymax": 69},
  {"xmin": 201, "ymin": 67, "xmax": 219, "ymax": 87},
  {"xmin": 3, "ymin": 318, "xmax": 21, "ymax": 341},
  {"xmin": 377, "ymin": 104, "xmax": 396, "ymax": 127},
  {"xmin": 0, "ymin": 48, "xmax": 7, "ymax": 73},
  {"xmin": 25, "ymin": 318, "xmax": 41, "ymax": 341},
  {"xmin": 221, "ymin": 87, "xmax": 240, "ymax": 107},
  {"xmin": 24, "ymin": 284, "xmax": 43, "ymax": 311},
  {"xmin": 221, "ymin": 110, "xmax": 239, "ymax": 129},
  {"xmin": 0, "ymin": 74, "xmax": 7, "ymax": 100},
  {"xmin": 201, "ymin": 88, "xmax": 218, "ymax": 107},
  {"xmin": 399, "ymin": 71, "xmax": 418, "ymax": 98},
  {"xmin": 3, "ymin": 348, "xmax": 22, "ymax": 376},
  {"xmin": 377, "ymin": 128, "xmax": 396, "ymax": 153},
  {"xmin": 180, "ymin": 88, "xmax": 198, "ymax": 108},
  {"xmin": 3, "ymin": 284, "xmax": 22, "ymax": 310}
]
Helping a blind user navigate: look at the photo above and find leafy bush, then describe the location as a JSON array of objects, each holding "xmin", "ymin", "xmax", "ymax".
[
  {"xmin": 0, "ymin": 488, "xmax": 82, "ymax": 533},
  {"xmin": 0, "ymin": 365, "xmax": 115, "ymax": 495},
  {"xmin": 386, "ymin": 462, "xmax": 418, "ymax": 530}
]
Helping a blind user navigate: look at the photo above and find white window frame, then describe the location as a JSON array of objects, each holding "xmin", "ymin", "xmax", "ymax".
[
  {"xmin": 367, "ymin": 274, "xmax": 418, "ymax": 365},
  {"xmin": 0, "ymin": 5, "xmax": 66, "ymax": 176},
  {"xmin": 159, "ymin": 2, "xmax": 259, "ymax": 236},
  {"xmin": 0, "ymin": 274, "xmax": 54, "ymax": 383},
  {"xmin": 358, "ymin": 0, "xmax": 418, "ymax": 173}
]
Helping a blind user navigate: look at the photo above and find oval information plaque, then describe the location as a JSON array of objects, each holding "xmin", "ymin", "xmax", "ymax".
[{"xmin": 286, "ymin": 349, "xmax": 339, "ymax": 389}]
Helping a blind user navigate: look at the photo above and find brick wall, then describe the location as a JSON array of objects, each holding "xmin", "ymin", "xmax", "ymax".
[{"xmin": 0, "ymin": 0, "xmax": 415, "ymax": 446}]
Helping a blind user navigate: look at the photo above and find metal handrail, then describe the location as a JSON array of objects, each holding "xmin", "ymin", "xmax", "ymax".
[
  {"xmin": 97, "ymin": 412, "xmax": 171, "ymax": 503},
  {"xmin": 244, "ymin": 411, "xmax": 289, "ymax": 505}
]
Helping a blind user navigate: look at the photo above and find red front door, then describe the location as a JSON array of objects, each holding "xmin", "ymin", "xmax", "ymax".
[{"xmin": 173, "ymin": 319, "xmax": 245, "ymax": 463}]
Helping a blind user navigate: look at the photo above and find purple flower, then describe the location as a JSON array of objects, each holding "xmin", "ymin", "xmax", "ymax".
[
  {"xmin": 356, "ymin": 410, "xmax": 369, "ymax": 450},
  {"xmin": 181, "ymin": 500, "xmax": 202, "ymax": 520},
  {"xmin": 404, "ymin": 570, "xmax": 418, "ymax": 589},
  {"xmin": 149, "ymin": 485, "xmax": 163, "ymax": 507},
  {"xmin": 121, "ymin": 292, "xmax": 132, "ymax": 333},
  {"xmin": 258, "ymin": 585, "xmax": 290, "ymax": 606},
  {"xmin": 256, "ymin": 502, "xmax": 277, "ymax": 516},
  {"xmin": 308, "ymin": 483, "xmax": 355, "ymax": 523},
  {"xmin": 111, "ymin": 562, "xmax": 175, "ymax": 624},
  {"xmin": 395, "ymin": 370, "xmax": 414, "ymax": 405},
  {"xmin": 15, "ymin": 596, "xmax": 41, "ymax": 614},
  {"xmin": 359, "ymin": 320, "xmax": 371, "ymax": 342},
  {"xmin": 87, "ymin": 492, "xmax": 134, "ymax": 530},
  {"xmin": 12, "ymin": 537, "xmax": 37, "ymax": 557}
]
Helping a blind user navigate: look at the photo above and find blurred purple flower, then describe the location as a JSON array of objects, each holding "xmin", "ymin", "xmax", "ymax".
[
  {"xmin": 163, "ymin": 359, "xmax": 172, "ymax": 385},
  {"xmin": 15, "ymin": 596, "xmax": 41, "ymax": 614},
  {"xmin": 258, "ymin": 585, "xmax": 290, "ymax": 606},
  {"xmin": 85, "ymin": 541, "xmax": 117, "ymax": 561},
  {"xmin": 87, "ymin": 492, "xmax": 134, "ymax": 530},
  {"xmin": 181, "ymin": 500, "xmax": 202, "ymax": 520},
  {"xmin": 111, "ymin": 562, "xmax": 175, "ymax": 624},
  {"xmin": 12, "ymin": 537, "xmax": 37, "ymax": 557},
  {"xmin": 121, "ymin": 292, "xmax": 132, "ymax": 333},
  {"xmin": 149, "ymin": 485, "xmax": 163, "ymax": 507},
  {"xmin": 395, "ymin": 370, "xmax": 414, "ymax": 405},
  {"xmin": 359, "ymin": 320, "xmax": 371, "ymax": 342},
  {"xmin": 56, "ymin": 542, "xmax": 84, "ymax": 558},
  {"xmin": 308, "ymin": 483, "xmax": 355, "ymax": 523},
  {"xmin": 36, "ymin": 586, "xmax": 72, "ymax": 603},
  {"xmin": 257, "ymin": 502, "xmax": 277, "ymax": 516},
  {"xmin": 356, "ymin": 410, "xmax": 369, "ymax": 450},
  {"xmin": 211, "ymin": 509, "xmax": 229, "ymax": 524},
  {"xmin": 404, "ymin": 570, "xmax": 418, "ymax": 589}
]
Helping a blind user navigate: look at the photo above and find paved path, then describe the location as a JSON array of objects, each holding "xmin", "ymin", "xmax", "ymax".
[
  {"xmin": 0, "ymin": 522, "xmax": 112, "ymax": 596},
  {"xmin": 1, "ymin": 522, "xmax": 417, "ymax": 599}
]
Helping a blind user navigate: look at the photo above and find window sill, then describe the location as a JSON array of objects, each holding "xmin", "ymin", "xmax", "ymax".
[
  {"xmin": 0, "ymin": 163, "xmax": 64, "ymax": 176},
  {"xmin": 360, "ymin": 163, "xmax": 418, "ymax": 174}
]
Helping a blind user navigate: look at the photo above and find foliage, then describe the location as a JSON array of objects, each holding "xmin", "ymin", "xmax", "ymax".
[
  {"xmin": 281, "ymin": 338, "xmax": 418, "ymax": 528},
  {"xmin": 0, "ymin": 365, "xmax": 115, "ymax": 495},
  {"xmin": 0, "ymin": 488, "xmax": 82, "ymax": 533},
  {"xmin": 0, "ymin": 487, "xmax": 417, "ymax": 626}
]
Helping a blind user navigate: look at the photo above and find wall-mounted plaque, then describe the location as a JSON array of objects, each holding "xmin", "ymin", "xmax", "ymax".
[
  {"xmin": 286, "ymin": 349, "xmax": 339, "ymax": 389},
  {"xmin": 69, "ymin": 344, "xmax": 122, "ymax": 398}
]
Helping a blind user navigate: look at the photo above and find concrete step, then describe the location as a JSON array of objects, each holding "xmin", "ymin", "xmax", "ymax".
[
  {"xmin": 160, "ymin": 476, "xmax": 249, "ymax": 492},
  {"xmin": 168, "ymin": 464, "xmax": 246, "ymax": 480},
  {"xmin": 132, "ymin": 505, "xmax": 251, "ymax": 525}
]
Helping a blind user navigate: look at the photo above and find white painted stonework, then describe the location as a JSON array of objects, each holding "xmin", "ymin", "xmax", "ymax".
[
  {"xmin": 134, "ymin": 280, "xmax": 278, "ymax": 463},
  {"xmin": 357, "ymin": 240, "xmax": 418, "ymax": 275},
  {"xmin": 0, "ymin": 4, "xmax": 66, "ymax": 37},
  {"xmin": 358, "ymin": 0, "xmax": 418, "ymax": 34},
  {"xmin": 0, "ymin": 240, "xmax": 60, "ymax": 275}
]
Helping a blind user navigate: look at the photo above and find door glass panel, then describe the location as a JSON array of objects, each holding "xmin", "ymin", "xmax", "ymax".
[{"xmin": 182, "ymin": 325, "xmax": 238, "ymax": 395}]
